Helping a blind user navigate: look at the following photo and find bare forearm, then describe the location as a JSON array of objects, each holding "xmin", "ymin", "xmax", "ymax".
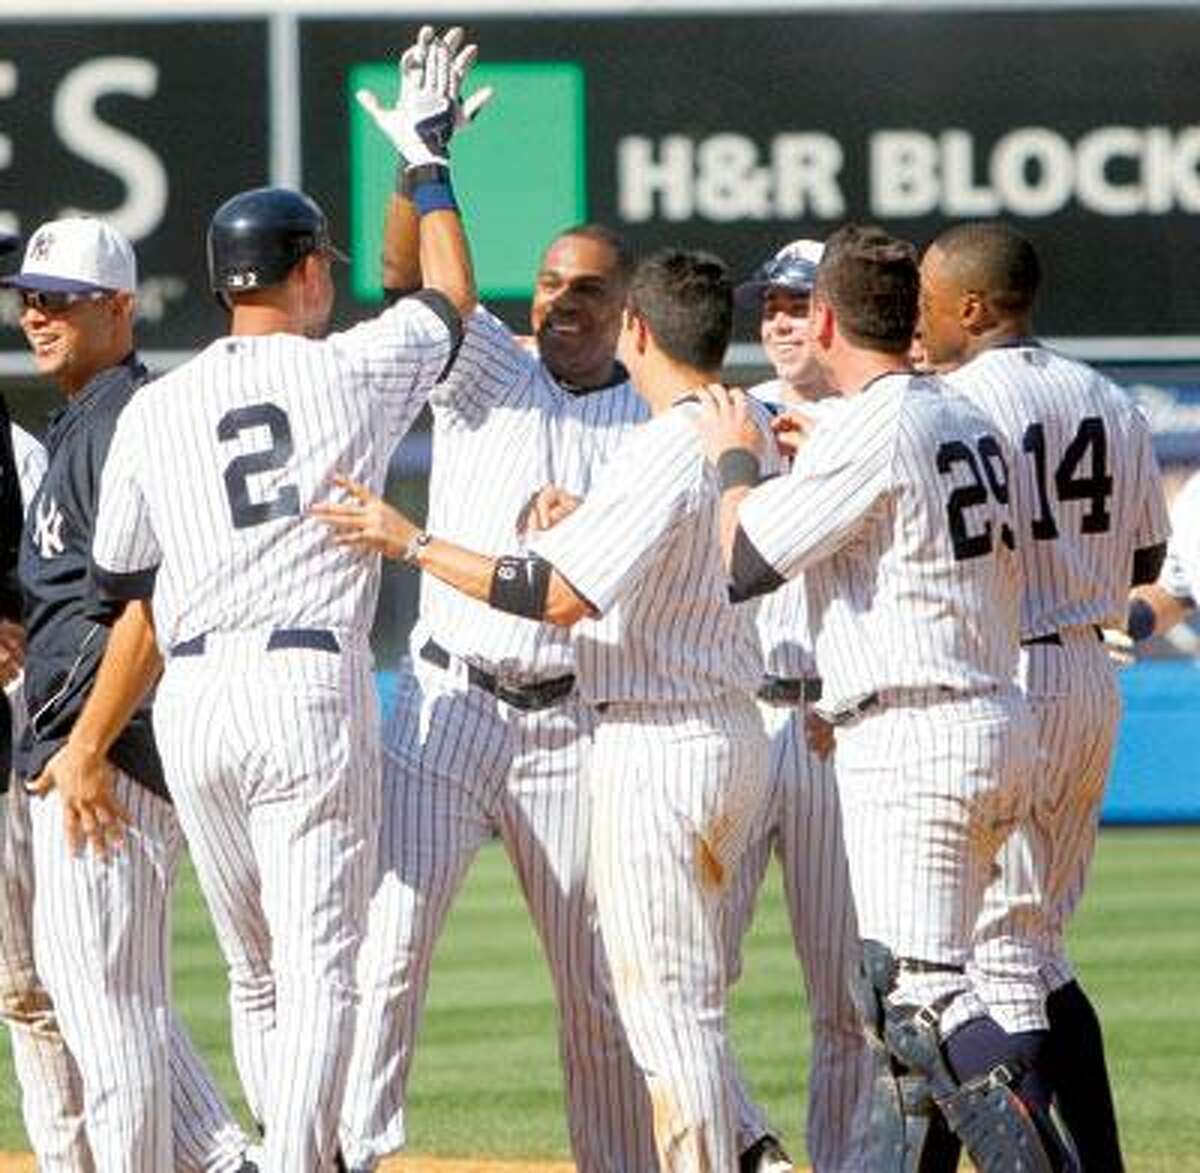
[
  {"xmin": 718, "ymin": 486, "xmax": 752, "ymax": 571},
  {"xmin": 414, "ymin": 536, "xmax": 495, "ymax": 603},
  {"xmin": 382, "ymin": 192, "xmax": 422, "ymax": 294},
  {"xmin": 70, "ymin": 599, "xmax": 162, "ymax": 757},
  {"xmin": 420, "ymin": 208, "xmax": 476, "ymax": 318},
  {"xmin": 413, "ymin": 538, "xmax": 587, "ymax": 626}
]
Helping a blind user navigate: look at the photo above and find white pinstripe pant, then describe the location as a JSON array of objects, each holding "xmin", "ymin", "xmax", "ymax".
[
  {"xmin": 724, "ymin": 699, "xmax": 873, "ymax": 1172},
  {"xmin": 154, "ymin": 634, "xmax": 380, "ymax": 1173},
  {"xmin": 340, "ymin": 657, "xmax": 657, "ymax": 1173},
  {"xmin": 834, "ymin": 689, "xmax": 1035, "ymax": 1037},
  {"xmin": 969, "ymin": 631, "xmax": 1121, "ymax": 1031},
  {"xmin": 29, "ymin": 770, "xmax": 248, "ymax": 1173},
  {"xmin": 1, "ymin": 778, "xmax": 92, "ymax": 1172},
  {"xmin": 589, "ymin": 693, "xmax": 768, "ymax": 1173}
]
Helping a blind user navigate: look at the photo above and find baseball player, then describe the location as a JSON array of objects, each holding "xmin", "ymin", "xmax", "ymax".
[
  {"xmin": 35, "ymin": 31, "xmax": 476, "ymax": 1172},
  {"xmin": 5, "ymin": 217, "xmax": 256, "ymax": 1172},
  {"xmin": 1, "ymin": 376, "xmax": 95, "ymax": 1171},
  {"xmin": 333, "ymin": 40, "xmax": 660, "ymax": 1169},
  {"xmin": 919, "ymin": 221, "xmax": 1170, "ymax": 1171},
  {"xmin": 695, "ymin": 225, "xmax": 1074, "ymax": 1171},
  {"xmin": 1124, "ymin": 468, "xmax": 1200, "ymax": 640},
  {"xmin": 723, "ymin": 239, "xmax": 873, "ymax": 1173},
  {"xmin": 318, "ymin": 249, "xmax": 771, "ymax": 1173}
]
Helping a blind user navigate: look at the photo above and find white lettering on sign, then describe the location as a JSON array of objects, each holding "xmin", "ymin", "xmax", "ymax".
[
  {"xmin": 618, "ymin": 131, "xmax": 846, "ymax": 222},
  {"xmin": 0, "ymin": 62, "xmax": 17, "ymax": 236},
  {"xmin": 54, "ymin": 57, "xmax": 168, "ymax": 240},
  {"xmin": 619, "ymin": 125, "xmax": 1200, "ymax": 224},
  {"xmin": 870, "ymin": 126, "xmax": 1200, "ymax": 219}
]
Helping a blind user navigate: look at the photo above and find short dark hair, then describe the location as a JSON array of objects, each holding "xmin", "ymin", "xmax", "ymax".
[
  {"xmin": 548, "ymin": 222, "xmax": 635, "ymax": 284},
  {"xmin": 815, "ymin": 225, "xmax": 919, "ymax": 354},
  {"xmin": 626, "ymin": 249, "xmax": 732, "ymax": 371},
  {"xmin": 931, "ymin": 220, "xmax": 1041, "ymax": 315}
]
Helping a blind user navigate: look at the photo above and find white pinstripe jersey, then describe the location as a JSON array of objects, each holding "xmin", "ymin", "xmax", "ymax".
[
  {"xmin": 746, "ymin": 384, "xmax": 847, "ymax": 681},
  {"xmin": 92, "ymin": 298, "xmax": 453, "ymax": 650},
  {"xmin": 11, "ymin": 423, "xmax": 48, "ymax": 511},
  {"xmin": 530, "ymin": 400, "xmax": 763, "ymax": 706},
  {"xmin": 1161, "ymin": 468, "xmax": 1200, "ymax": 602},
  {"xmin": 738, "ymin": 373, "xmax": 1021, "ymax": 712},
  {"xmin": 414, "ymin": 306, "xmax": 646, "ymax": 681},
  {"xmin": 943, "ymin": 344, "xmax": 1169, "ymax": 636}
]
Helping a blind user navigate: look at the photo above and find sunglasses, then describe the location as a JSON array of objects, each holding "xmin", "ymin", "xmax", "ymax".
[
  {"xmin": 18, "ymin": 289, "xmax": 112, "ymax": 314},
  {"xmin": 755, "ymin": 256, "xmax": 819, "ymax": 290}
]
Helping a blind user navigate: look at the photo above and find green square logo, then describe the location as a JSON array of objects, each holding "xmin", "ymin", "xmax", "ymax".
[{"xmin": 348, "ymin": 62, "xmax": 587, "ymax": 301}]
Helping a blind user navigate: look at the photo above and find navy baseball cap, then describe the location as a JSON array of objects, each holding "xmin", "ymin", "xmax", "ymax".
[{"xmin": 734, "ymin": 239, "xmax": 824, "ymax": 308}]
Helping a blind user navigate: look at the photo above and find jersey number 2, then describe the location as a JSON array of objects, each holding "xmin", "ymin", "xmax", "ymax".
[{"xmin": 218, "ymin": 404, "xmax": 300, "ymax": 530}]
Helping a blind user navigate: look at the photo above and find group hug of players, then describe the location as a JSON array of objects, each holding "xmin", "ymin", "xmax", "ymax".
[{"xmin": 0, "ymin": 21, "xmax": 1182, "ymax": 1173}]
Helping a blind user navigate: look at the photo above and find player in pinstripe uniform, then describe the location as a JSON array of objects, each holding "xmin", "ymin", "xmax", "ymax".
[
  {"xmin": 330, "ymin": 39, "xmax": 662, "ymax": 1166},
  {"xmin": 1, "ymin": 392, "xmax": 95, "ymax": 1172},
  {"xmin": 6, "ymin": 217, "xmax": 256, "ymax": 1173},
  {"xmin": 36, "ymin": 33, "xmax": 476, "ymax": 1171},
  {"xmin": 319, "ymin": 249, "xmax": 770, "ymax": 1173},
  {"xmin": 697, "ymin": 225, "xmax": 1076, "ymax": 1171},
  {"xmin": 331, "ymin": 221, "xmax": 663, "ymax": 1172},
  {"xmin": 919, "ymin": 221, "xmax": 1170, "ymax": 1171},
  {"xmin": 1123, "ymin": 468, "xmax": 1200, "ymax": 640},
  {"xmin": 723, "ymin": 239, "xmax": 873, "ymax": 1173}
]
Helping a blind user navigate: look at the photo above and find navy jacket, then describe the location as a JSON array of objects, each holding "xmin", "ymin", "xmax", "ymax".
[{"xmin": 16, "ymin": 355, "xmax": 167, "ymax": 799}]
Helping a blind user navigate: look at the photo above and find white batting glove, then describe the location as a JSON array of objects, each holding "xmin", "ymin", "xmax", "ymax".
[
  {"xmin": 1099, "ymin": 627, "xmax": 1137, "ymax": 669},
  {"xmin": 357, "ymin": 26, "xmax": 492, "ymax": 168},
  {"xmin": 357, "ymin": 26, "xmax": 456, "ymax": 167},
  {"xmin": 442, "ymin": 26, "xmax": 495, "ymax": 131}
]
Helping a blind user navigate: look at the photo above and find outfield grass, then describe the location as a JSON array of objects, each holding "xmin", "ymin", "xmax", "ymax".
[{"xmin": 3, "ymin": 828, "xmax": 1199, "ymax": 1169}]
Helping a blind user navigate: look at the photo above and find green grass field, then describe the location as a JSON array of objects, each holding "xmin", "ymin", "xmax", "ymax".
[{"xmin": 3, "ymin": 828, "xmax": 1199, "ymax": 1169}]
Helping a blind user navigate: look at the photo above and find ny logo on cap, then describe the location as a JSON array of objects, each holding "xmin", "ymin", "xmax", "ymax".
[{"xmin": 30, "ymin": 230, "xmax": 55, "ymax": 262}]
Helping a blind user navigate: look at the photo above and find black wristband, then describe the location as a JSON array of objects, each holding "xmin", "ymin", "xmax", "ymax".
[
  {"xmin": 489, "ymin": 554, "xmax": 552, "ymax": 620},
  {"xmin": 716, "ymin": 448, "xmax": 762, "ymax": 493}
]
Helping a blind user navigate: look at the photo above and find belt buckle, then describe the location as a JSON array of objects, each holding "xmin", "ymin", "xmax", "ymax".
[{"xmin": 828, "ymin": 691, "xmax": 879, "ymax": 726}]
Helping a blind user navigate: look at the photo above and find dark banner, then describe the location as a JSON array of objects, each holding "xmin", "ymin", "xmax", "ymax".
[
  {"xmin": 301, "ymin": 6, "xmax": 1200, "ymax": 343},
  {"xmin": 0, "ymin": 20, "xmax": 271, "ymax": 351},
  {"xmin": 2, "ymin": 9, "xmax": 1199, "ymax": 354}
]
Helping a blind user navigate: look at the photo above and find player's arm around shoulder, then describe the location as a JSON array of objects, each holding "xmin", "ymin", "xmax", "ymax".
[{"xmin": 311, "ymin": 473, "xmax": 592, "ymax": 626}]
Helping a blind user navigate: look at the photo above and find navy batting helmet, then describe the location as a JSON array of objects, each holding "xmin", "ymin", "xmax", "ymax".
[{"xmin": 206, "ymin": 186, "xmax": 347, "ymax": 302}]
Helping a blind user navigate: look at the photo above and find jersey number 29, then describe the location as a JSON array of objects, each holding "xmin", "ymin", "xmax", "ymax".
[
  {"xmin": 218, "ymin": 404, "xmax": 301, "ymax": 530},
  {"xmin": 937, "ymin": 435, "xmax": 1015, "ymax": 562}
]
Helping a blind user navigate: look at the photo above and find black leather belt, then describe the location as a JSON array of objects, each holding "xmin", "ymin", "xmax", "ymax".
[
  {"xmin": 757, "ymin": 675, "xmax": 822, "ymax": 705},
  {"xmin": 171, "ymin": 627, "xmax": 340, "ymax": 657},
  {"xmin": 419, "ymin": 638, "xmax": 576, "ymax": 712},
  {"xmin": 898, "ymin": 957, "xmax": 965, "ymax": 976},
  {"xmin": 827, "ymin": 692, "xmax": 881, "ymax": 726},
  {"xmin": 1021, "ymin": 625, "xmax": 1103, "ymax": 648}
]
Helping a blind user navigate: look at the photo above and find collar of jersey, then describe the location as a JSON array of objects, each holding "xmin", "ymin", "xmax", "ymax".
[
  {"xmin": 46, "ymin": 352, "xmax": 149, "ymax": 448},
  {"xmin": 553, "ymin": 359, "xmax": 630, "ymax": 396}
]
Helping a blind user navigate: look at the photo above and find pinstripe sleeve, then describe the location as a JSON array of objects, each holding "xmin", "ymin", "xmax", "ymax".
[
  {"xmin": 333, "ymin": 294, "xmax": 455, "ymax": 408},
  {"xmin": 91, "ymin": 402, "xmax": 161, "ymax": 599},
  {"xmin": 738, "ymin": 394, "xmax": 896, "ymax": 580},
  {"xmin": 1130, "ymin": 415, "xmax": 1171, "ymax": 550},
  {"xmin": 529, "ymin": 416, "xmax": 699, "ymax": 615},
  {"xmin": 1162, "ymin": 470, "xmax": 1200, "ymax": 599},
  {"xmin": 429, "ymin": 306, "xmax": 536, "ymax": 415},
  {"xmin": 10, "ymin": 423, "xmax": 47, "ymax": 511}
]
